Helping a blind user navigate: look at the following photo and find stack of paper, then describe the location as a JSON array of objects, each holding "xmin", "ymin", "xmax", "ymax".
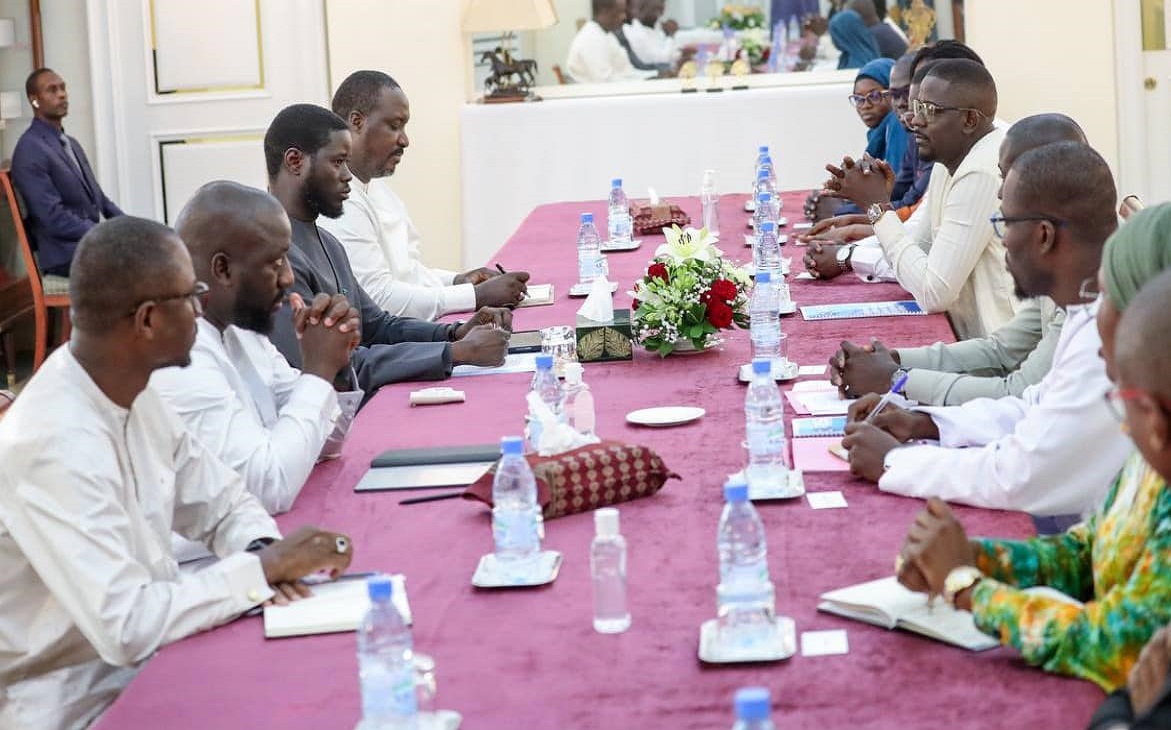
[{"xmin": 785, "ymin": 381, "xmax": 850, "ymax": 416}]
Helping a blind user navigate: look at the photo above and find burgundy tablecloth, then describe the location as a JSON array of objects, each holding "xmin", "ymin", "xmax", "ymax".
[{"xmin": 97, "ymin": 193, "xmax": 1104, "ymax": 729}]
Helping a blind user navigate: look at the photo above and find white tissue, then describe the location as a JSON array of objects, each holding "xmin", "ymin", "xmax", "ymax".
[
  {"xmin": 648, "ymin": 187, "xmax": 660, "ymax": 205},
  {"xmin": 576, "ymin": 274, "xmax": 615, "ymax": 322},
  {"xmin": 527, "ymin": 392, "xmax": 600, "ymax": 456}
]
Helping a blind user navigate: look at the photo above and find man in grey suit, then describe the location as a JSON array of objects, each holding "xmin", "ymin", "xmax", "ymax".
[{"xmin": 265, "ymin": 104, "xmax": 508, "ymax": 402}]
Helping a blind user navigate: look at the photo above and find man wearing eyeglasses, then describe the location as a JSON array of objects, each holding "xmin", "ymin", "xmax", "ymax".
[
  {"xmin": 840, "ymin": 141, "xmax": 1131, "ymax": 519},
  {"xmin": 821, "ymin": 58, "xmax": 1017, "ymax": 341},
  {"xmin": 151, "ymin": 181, "xmax": 361, "ymax": 522},
  {"xmin": 0, "ymin": 216, "xmax": 355, "ymax": 729}
]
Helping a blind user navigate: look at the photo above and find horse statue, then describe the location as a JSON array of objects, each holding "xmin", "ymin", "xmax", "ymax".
[{"xmin": 479, "ymin": 48, "xmax": 538, "ymax": 97}]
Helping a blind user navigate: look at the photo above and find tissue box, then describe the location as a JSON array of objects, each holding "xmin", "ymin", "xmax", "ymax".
[{"xmin": 575, "ymin": 309, "xmax": 633, "ymax": 363}]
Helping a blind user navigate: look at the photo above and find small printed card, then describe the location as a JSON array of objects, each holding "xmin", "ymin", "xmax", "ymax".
[
  {"xmin": 800, "ymin": 301, "xmax": 925, "ymax": 321},
  {"xmin": 801, "ymin": 629, "xmax": 850, "ymax": 657},
  {"xmin": 806, "ymin": 491, "xmax": 848, "ymax": 509},
  {"xmin": 791, "ymin": 416, "xmax": 846, "ymax": 438},
  {"xmin": 798, "ymin": 364, "xmax": 828, "ymax": 376}
]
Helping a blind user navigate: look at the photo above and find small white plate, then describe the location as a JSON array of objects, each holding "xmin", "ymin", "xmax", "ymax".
[
  {"xmin": 738, "ymin": 359, "xmax": 799, "ymax": 383},
  {"xmin": 728, "ymin": 468, "xmax": 807, "ymax": 500},
  {"xmin": 778, "ymin": 300, "xmax": 798, "ymax": 316},
  {"xmin": 744, "ymin": 199, "xmax": 757, "ymax": 213},
  {"xmin": 625, "ymin": 406, "xmax": 706, "ymax": 427},
  {"xmin": 569, "ymin": 281, "xmax": 619, "ymax": 297},
  {"xmin": 698, "ymin": 616, "xmax": 797, "ymax": 663},
  {"xmin": 601, "ymin": 238, "xmax": 642, "ymax": 252},
  {"xmin": 472, "ymin": 551, "xmax": 562, "ymax": 588},
  {"xmin": 356, "ymin": 711, "xmax": 461, "ymax": 730}
]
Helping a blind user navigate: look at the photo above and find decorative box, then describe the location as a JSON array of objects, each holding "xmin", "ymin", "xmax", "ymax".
[{"xmin": 575, "ymin": 309, "xmax": 633, "ymax": 363}]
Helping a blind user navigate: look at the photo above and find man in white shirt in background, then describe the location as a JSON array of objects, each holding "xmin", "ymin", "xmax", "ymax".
[
  {"xmin": 152, "ymin": 181, "xmax": 360, "ymax": 515},
  {"xmin": 321, "ymin": 70, "xmax": 530, "ymax": 320},
  {"xmin": 567, "ymin": 0, "xmax": 660, "ymax": 83},
  {"xmin": 0, "ymin": 216, "xmax": 353, "ymax": 730},
  {"xmin": 623, "ymin": 0, "xmax": 680, "ymax": 66},
  {"xmin": 841, "ymin": 142, "xmax": 1131, "ymax": 518},
  {"xmin": 822, "ymin": 59, "xmax": 1016, "ymax": 340}
]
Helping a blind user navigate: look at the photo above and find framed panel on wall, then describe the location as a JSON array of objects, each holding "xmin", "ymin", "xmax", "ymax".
[{"xmin": 147, "ymin": 0, "xmax": 265, "ymax": 97}]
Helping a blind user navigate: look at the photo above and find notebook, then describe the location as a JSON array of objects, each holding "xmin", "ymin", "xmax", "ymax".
[
  {"xmin": 354, "ymin": 462, "xmax": 494, "ymax": 492},
  {"xmin": 818, "ymin": 576, "xmax": 998, "ymax": 651},
  {"xmin": 516, "ymin": 284, "xmax": 554, "ymax": 307},
  {"xmin": 263, "ymin": 574, "xmax": 412, "ymax": 638},
  {"xmin": 785, "ymin": 382, "xmax": 850, "ymax": 416},
  {"xmin": 791, "ymin": 436, "xmax": 851, "ymax": 472},
  {"xmin": 800, "ymin": 301, "xmax": 925, "ymax": 321}
]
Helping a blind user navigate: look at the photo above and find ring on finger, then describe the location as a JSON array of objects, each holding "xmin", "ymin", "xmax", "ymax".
[{"xmin": 335, "ymin": 536, "xmax": 349, "ymax": 555}]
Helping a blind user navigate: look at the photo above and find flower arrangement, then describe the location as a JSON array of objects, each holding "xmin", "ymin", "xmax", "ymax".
[
  {"xmin": 708, "ymin": 4, "xmax": 766, "ymax": 30},
  {"xmin": 630, "ymin": 226, "xmax": 751, "ymax": 356},
  {"xmin": 737, "ymin": 26, "xmax": 770, "ymax": 66}
]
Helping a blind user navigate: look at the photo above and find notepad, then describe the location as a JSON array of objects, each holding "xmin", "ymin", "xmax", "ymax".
[
  {"xmin": 264, "ymin": 574, "xmax": 412, "ymax": 638},
  {"xmin": 452, "ymin": 352, "xmax": 538, "ymax": 377},
  {"xmin": 792, "ymin": 416, "xmax": 847, "ymax": 438},
  {"xmin": 785, "ymin": 382, "xmax": 851, "ymax": 416},
  {"xmin": 791, "ymin": 436, "xmax": 851, "ymax": 472},
  {"xmin": 800, "ymin": 300, "xmax": 925, "ymax": 321},
  {"xmin": 516, "ymin": 284, "xmax": 554, "ymax": 307},
  {"xmin": 818, "ymin": 576, "xmax": 998, "ymax": 651}
]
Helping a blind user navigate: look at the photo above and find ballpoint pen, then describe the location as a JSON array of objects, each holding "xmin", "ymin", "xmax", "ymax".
[
  {"xmin": 865, "ymin": 371, "xmax": 910, "ymax": 424},
  {"xmin": 399, "ymin": 491, "xmax": 464, "ymax": 505},
  {"xmin": 496, "ymin": 263, "xmax": 508, "ymax": 274}
]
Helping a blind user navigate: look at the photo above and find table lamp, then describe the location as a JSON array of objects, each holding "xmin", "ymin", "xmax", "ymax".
[{"xmin": 462, "ymin": 0, "xmax": 558, "ymax": 102}]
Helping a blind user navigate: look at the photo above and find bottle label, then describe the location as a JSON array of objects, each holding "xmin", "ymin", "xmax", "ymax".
[
  {"xmin": 493, "ymin": 509, "xmax": 539, "ymax": 553},
  {"xmin": 746, "ymin": 421, "xmax": 784, "ymax": 454},
  {"xmin": 360, "ymin": 663, "xmax": 418, "ymax": 719}
]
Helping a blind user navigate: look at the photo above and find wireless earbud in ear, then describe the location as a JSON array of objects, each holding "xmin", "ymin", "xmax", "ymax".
[{"xmin": 31, "ymin": 100, "xmax": 39, "ymax": 108}]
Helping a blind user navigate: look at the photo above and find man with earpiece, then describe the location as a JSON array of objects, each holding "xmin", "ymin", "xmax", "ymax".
[{"xmin": 10, "ymin": 68, "xmax": 123, "ymax": 278}]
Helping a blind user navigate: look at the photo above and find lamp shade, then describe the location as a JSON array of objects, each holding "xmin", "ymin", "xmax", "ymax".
[
  {"xmin": 0, "ymin": 92, "xmax": 21, "ymax": 120},
  {"xmin": 0, "ymin": 18, "xmax": 16, "ymax": 48},
  {"xmin": 462, "ymin": 0, "xmax": 558, "ymax": 33}
]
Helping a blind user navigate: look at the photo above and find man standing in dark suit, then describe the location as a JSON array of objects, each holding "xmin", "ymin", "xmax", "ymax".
[{"xmin": 10, "ymin": 68, "xmax": 123, "ymax": 277}]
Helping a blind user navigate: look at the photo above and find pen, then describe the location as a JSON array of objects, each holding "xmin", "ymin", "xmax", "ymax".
[
  {"xmin": 399, "ymin": 491, "xmax": 464, "ymax": 506},
  {"xmin": 495, "ymin": 263, "xmax": 508, "ymax": 274},
  {"xmin": 865, "ymin": 371, "xmax": 910, "ymax": 424}
]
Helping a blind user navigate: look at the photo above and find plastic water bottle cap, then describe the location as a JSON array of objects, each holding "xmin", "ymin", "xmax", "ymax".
[
  {"xmin": 734, "ymin": 687, "xmax": 772, "ymax": 721},
  {"xmin": 723, "ymin": 479, "xmax": 749, "ymax": 503},
  {"xmin": 581, "ymin": 212, "xmax": 594, "ymax": 224},
  {"xmin": 594, "ymin": 507, "xmax": 620, "ymax": 537},
  {"xmin": 611, "ymin": 178, "xmax": 622, "ymax": 188},
  {"xmin": 757, "ymin": 191, "xmax": 772, "ymax": 202},
  {"xmin": 752, "ymin": 358, "xmax": 772, "ymax": 375},
  {"xmin": 758, "ymin": 145, "xmax": 769, "ymax": 154},
  {"xmin": 755, "ymin": 271, "xmax": 772, "ymax": 284},
  {"xmin": 760, "ymin": 221, "xmax": 775, "ymax": 232},
  {"xmin": 500, "ymin": 435, "xmax": 524, "ymax": 455},
  {"xmin": 535, "ymin": 354, "xmax": 554, "ymax": 370},
  {"xmin": 366, "ymin": 574, "xmax": 393, "ymax": 602}
]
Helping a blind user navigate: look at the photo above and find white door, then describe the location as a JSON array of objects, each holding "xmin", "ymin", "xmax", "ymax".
[
  {"xmin": 1141, "ymin": 0, "xmax": 1171, "ymax": 205},
  {"xmin": 86, "ymin": 0, "xmax": 329, "ymax": 224}
]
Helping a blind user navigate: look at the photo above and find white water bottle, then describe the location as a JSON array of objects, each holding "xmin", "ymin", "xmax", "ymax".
[
  {"xmin": 748, "ymin": 145, "xmax": 769, "ymax": 210},
  {"xmin": 591, "ymin": 507, "xmax": 631, "ymax": 634},
  {"xmin": 749, "ymin": 273, "xmax": 780, "ymax": 362},
  {"xmin": 562, "ymin": 362, "xmax": 596, "ymax": 437},
  {"xmin": 755, "ymin": 221, "xmax": 782, "ymax": 284},
  {"xmin": 732, "ymin": 687, "xmax": 777, "ymax": 730},
  {"xmin": 716, "ymin": 478, "xmax": 775, "ymax": 649},
  {"xmin": 577, "ymin": 213, "xmax": 604, "ymax": 285},
  {"xmin": 492, "ymin": 436, "xmax": 542, "ymax": 564},
  {"xmin": 701, "ymin": 168, "xmax": 720, "ymax": 236},
  {"xmin": 357, "ymin": 575, "xmax": 418, "ymax": 730},
  {"xmin": 745, "ymin": 358, "xmax": 789, "ymax": 490},
  {"xmin": 607, "ymin": 179, "xmax": 632, "ymax": 244},
  {"xmin": 527, "ymin": 354, "xmax": 564, "ymax": 452}
]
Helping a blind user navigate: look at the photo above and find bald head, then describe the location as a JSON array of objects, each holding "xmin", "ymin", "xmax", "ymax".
[
  {"xmin": 71, "ymin": 217, "xmax": 188, "ymax": 334},
  {"xmin": 1002, "ymin": 113, "xmax": 1086, "ymax": 170},
  {"xmin": 175, "ymin": 180, "xmax": 289, "ymax": 281},
  {"xmin": 1117, "ymin": 268, "xmax": 1171, "ymax": 396}
]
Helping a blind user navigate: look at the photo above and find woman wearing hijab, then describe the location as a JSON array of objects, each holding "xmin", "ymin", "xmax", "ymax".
[
  {"xmin": 894, "ymin": 204, "xmax": 1171, "ymax": 694},
  {"xmin": 850, "ymin": 58, "xmax": 907, "ymax": 168},
  {"xmin": 828, "ymin": 8, "xmax": 880, "ymax": 69}
]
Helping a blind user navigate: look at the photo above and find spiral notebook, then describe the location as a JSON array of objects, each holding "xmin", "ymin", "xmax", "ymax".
[{"xmin": 800, "ymin": 301, "xmax": 925, "ymax": 321}]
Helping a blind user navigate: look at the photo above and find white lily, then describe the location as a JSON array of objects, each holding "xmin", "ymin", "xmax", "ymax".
[{"xmin": 654, "ymin": 225, "xmax": 721, "ymax": 263}]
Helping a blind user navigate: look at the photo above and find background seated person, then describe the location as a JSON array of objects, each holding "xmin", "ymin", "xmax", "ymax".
[
  {"xmin": 895, "ymin": 259, "xmax": 1171, "ymax": 694},
  {"xmin": 828, "ymin": 7, "xmax": 879, "ymax": 70},
  {"xmin": 620, "ymin": 0, "xmax": 679, "ymax": 71},
  {"xmin": 850, "ymin": 58, "xmax": 907, "ymax": 170},
  {"xmin": 567, "ymin": 0, "xmax": 660, "ymax": 83},
  {"xmin": 850, "ymin": 0, "xmax": 907, "ymax": 59}
]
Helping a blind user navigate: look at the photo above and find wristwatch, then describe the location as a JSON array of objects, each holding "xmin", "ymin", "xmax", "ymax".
[
  {"xmin": 835, "ymin": 244, "xmax": 857, "ymax": 271},
  {"xmin": 943, "ymin": 565, "xmax": 983, "ymax": 608},
  {"xmin": 890, "ymin": 367, "xmax": 909, "ymax": 394},
  {"xmin": 867, "ymin": 202, "xmax": 891, "ymax": 224}
]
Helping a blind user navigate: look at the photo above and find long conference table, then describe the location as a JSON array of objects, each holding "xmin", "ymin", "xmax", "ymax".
[{"xmin": 97, "ymin": 192, "xmax": 1104, "ymax": 729}]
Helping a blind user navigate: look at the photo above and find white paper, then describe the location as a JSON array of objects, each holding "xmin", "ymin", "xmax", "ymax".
[
  {"xmin": 801, "ymin": 629, "xmax": 850, "ymax": 657},
  {"xmin": 806, "ymin": 491, "xmax": 848, "ymax": 509},
  {"xmin": 793, "ymin": 222, "xmax": 813, "ymax": 230},
  {"xmin": 798, "ymin": 364, "xmax": 828, "ymax": 376},
  {"xmin": 794, "ymin": 271, "xmax": 816, "ymax": 280},
  {"xmin": 452, "ymin": 353, "xmax": 538, "ymax": 377},
  {"xmin": 264, "ymin": 574, "xmax": 411, "ymax": 638}
]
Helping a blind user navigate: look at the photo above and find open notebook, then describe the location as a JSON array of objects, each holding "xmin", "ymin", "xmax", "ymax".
[
  {"xmin": 516, "ymin": 284, "xmax": 554, "ymax": 307},
  {"xmin": 263, "ymin": 574, "xmax": 412, "ymax": 639},
  {"xmin": 818, "ymin": 576, "xmax": 998, "ymax": 651}
]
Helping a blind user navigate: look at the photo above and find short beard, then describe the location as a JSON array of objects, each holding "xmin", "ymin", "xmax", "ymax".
[
  {"xmin": 232, "ymin": 293, "xmax": 280, "ymax": 335},
  {"xmin": 303, "ymin": 181, "xmax": 344, "ymax": 219}
]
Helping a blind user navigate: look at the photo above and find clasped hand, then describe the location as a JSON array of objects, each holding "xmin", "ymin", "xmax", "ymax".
[{"xmin": 821, "ymin": 154, "xmax": 895, "ymax": 209}]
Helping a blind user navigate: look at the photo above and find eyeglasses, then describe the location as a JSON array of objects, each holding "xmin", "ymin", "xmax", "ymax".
[
  {"xmin": 887, "ymin": 86, "xmax": 910, "ymax": 105},
  {"xmin": 127, "ymin": 281, "xmax": 209, "ymax": 317},
  {"xmin": 989, "ymin": 214, "xmax": 1065, "ymax": 239},
  {"xmin": 848, "ymin": 90, "xmax": 887, "ymax": 107},
  {"xmin": 910, "ymin": 98, "xmax": 985, "ymax": 124},
  {"xmin": 1104, "ymin": 386, "xmax": 1171, "ymax": 422}
]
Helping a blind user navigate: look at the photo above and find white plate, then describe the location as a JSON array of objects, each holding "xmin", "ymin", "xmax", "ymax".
[
  {"xmin": 625, "ymin": 406, "xmax": 706, "ymax": 427},
  {"xmin": 744, "ymin": 199, "xmax": 757, "ymax": 213},
  {"xmin": 601, "ymin": 238, "xmax": 642, "ymax": 252},
  {"xmin": 728, "ymin": 468, "xmax": 807, "ymax": 500},
  {"xmin": 778, "ymin": 300, "xmax": 797, "ymax": 316},
  {"xmin": 472, "ymin": 551, "xmax": 562, "ymax": 588},
  {"xmin": 569, "ymin": 281, "xmax": 619, "ymax": 297},
  {"xmin": 698, "ymin": 616, "xmax": 797, "ymax": 663},
  {"xmin": 357, "ymin": 711, "xmax": 462, "ymax": 730},
  {"xmin": 738, "ymin": 359, "xmax": 799, "ymax": 383}
]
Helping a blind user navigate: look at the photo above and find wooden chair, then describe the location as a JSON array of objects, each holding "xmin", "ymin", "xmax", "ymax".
[
  {"xmin": 0, "ymin": 168, "xmax": 71, "ymax": 377},
  {"xmin": 552, "ymin": 64, "xmax": 568, "ymax": 85}
]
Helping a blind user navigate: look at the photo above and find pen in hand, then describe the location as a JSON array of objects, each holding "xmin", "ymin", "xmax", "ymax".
[
  {"xmin": 865, "ymin": 371, "xmax": 910, "ymax": 424},
  {"xmin": 495, "ymin": 263, "xmax": 508, "ymax": 274}
]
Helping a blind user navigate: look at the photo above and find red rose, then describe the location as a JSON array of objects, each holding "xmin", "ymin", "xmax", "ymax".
[
  {"xmin": 707, "ymin": 300, "xmax": 734, "ymax": 328},
  {"xmin": 710, "ymin": 279, "xmax": 738, "ymax": 302},
  {"xmin": 647, "ymin": 262, "xmax": 669, "ymax": 282},
  {"xmin": 699, "ymin": 289, "xmax": 713, "ymax": 304},
  {"xmin": 632, "ymin": 299, "xmax": 640, "ymax": 310}
]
